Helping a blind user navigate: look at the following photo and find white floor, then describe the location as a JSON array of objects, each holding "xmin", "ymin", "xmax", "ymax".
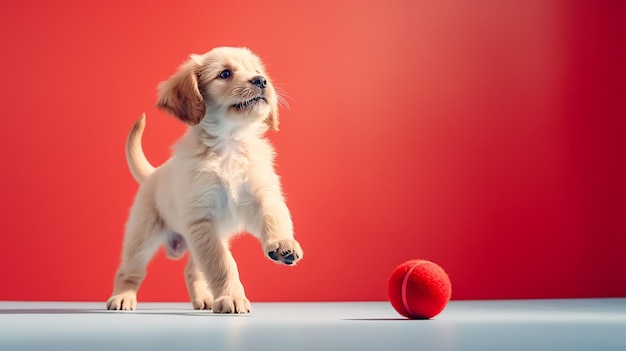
[{"xmin": 1, "ymin": 299, "xmax": 625, "ymax": 351}]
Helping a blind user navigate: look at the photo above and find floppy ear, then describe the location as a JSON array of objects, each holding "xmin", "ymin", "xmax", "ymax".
[
  {"xmin": 264, "ymin": 89, "xmax": 280, "ymax": 131},
  {"xmin": 265, "ymin": 104, "xmax": 279, "ymax": 131},
  {"xmin": 156, "ymin": 56, "xmax": 206, "ymax": 125}
]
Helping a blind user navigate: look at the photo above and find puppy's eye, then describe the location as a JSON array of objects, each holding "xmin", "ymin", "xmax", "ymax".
[{"xmin": 218, "ymin": 70, "xmax": 232, "ymax": 79}]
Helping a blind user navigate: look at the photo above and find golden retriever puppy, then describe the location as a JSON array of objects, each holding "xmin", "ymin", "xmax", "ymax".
[{"xmin": 106, "ymin": 47, "xmax": 303, "ymax": 313}]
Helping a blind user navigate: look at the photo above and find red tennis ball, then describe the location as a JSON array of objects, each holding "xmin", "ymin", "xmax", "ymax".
[{"xmin": 388, "ymin": 259, "xmax": 452, "ymax": 319}]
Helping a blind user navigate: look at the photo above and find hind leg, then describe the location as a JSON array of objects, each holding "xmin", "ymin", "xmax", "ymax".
[
  {"xmin": 184, "ymin": 256, "xmax": 213, "ymax": 310},
  {"xmin": 106, "ymin": 195, "xmax": 164, "ymax": 310}
]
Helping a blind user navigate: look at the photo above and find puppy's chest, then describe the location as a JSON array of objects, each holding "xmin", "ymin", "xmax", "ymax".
[{"xmin": 202, "ymin": 149, "xmax": 251, "ymax": 204}]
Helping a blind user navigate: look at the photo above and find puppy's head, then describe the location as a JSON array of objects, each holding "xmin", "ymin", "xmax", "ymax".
[{"xmin": 156, "ymin": 47, "xmax": 280, "ymax": 131}]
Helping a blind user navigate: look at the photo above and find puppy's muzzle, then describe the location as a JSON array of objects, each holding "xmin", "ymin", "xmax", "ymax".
[
  {"xmin": 231, "ymin": 76, "xmax": 269, "ymax": 110},
  {"xmin": 251, "ymin": 76, "xmax": 267, "ymax": 90}
]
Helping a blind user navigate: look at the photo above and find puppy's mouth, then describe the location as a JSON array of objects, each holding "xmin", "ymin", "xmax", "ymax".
[{"xmin": 231, "ymin": 95, "xmax": 266, "ymax": 110}]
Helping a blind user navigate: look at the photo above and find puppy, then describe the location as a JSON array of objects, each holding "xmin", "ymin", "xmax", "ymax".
[{"xmin": 106, "ymin": 47, "xmax": 303, "ymax": 313}]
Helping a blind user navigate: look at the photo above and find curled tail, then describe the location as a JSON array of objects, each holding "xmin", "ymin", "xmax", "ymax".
[{"xmin": 126, "ymin": 114, "xmax": 155, "ymax": 183}]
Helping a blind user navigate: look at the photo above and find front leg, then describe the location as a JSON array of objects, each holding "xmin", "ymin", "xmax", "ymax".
[
  {"xmin": 186, "ymin": 219, "xmax": 251, "ymax": 314},
  {"xmin": 257, "ymin": 199, "xmax": 304, "ymax": 266}
]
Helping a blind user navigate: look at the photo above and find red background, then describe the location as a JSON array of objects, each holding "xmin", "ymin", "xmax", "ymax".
[{"xmin": 0, "ymin": 0, "xmax": 624, "ymax": 302}]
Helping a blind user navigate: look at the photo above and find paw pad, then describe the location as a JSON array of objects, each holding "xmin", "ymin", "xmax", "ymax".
[{"xmin": 268, "ymin": 249, "xmax": 298, "ymax": 265}]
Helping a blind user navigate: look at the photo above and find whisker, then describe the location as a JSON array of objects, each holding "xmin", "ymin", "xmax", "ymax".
[
  {"xmin": 273, "ymin": 86, "xmax": 291, "ymax": 110},
  {"xmin": 277, "ymin": 95, "xmax": 290, "ymax": 110},
  {"xmin": 274, "ymin": 86, "xmax": 291, "ymax": 99}
]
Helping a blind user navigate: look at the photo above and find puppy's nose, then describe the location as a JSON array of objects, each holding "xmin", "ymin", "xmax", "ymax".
[{"xmin": 251, "ymin": 76, "xmax": 267, "ymax": 89}]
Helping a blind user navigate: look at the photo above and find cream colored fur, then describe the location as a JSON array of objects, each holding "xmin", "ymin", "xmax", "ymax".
[{"xmin": 106, "ymin": 47, "xmax": 302, "ymax": 313}]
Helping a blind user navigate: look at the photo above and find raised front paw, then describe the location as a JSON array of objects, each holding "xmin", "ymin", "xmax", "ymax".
[
  {"xmin": 265, "ymin": 239, "xmax": 303, "ymax": 266},
  {"xmin": 213, "ymin": 295, "xmax": 251, "ymax": 314},
  {"xmin": 106, "ymin": 292, "xmax": 137, "ymax": 310}
]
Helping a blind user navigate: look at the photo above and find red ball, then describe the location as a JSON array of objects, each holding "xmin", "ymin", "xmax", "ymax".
[{"xmin": 388, "ymin": 259, "xmax": 452, "ymax": 319}]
